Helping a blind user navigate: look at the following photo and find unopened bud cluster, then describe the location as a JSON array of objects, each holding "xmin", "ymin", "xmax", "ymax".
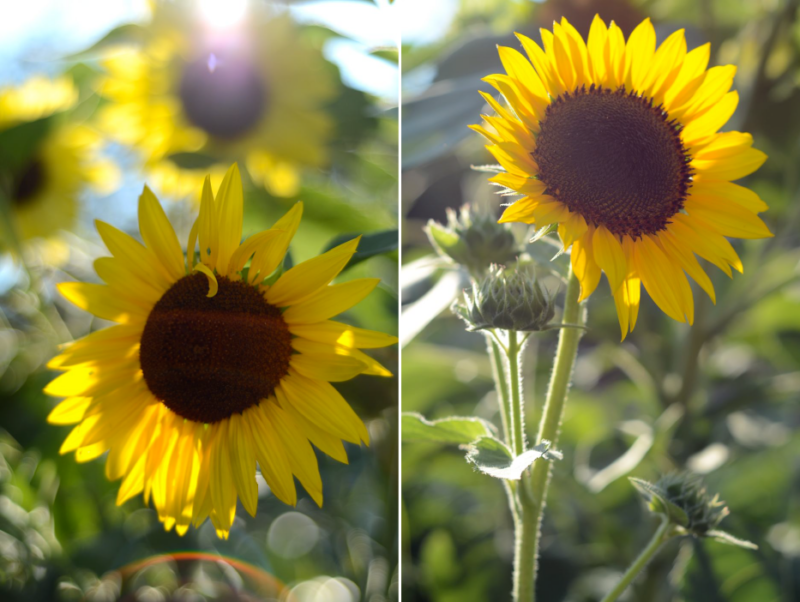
[
  {"xmin": 453, "ymin": 263, "xmax": 555, "ymax": 332},
  {"xmin": 426, "ymin": 204, "xmax": 519, "ymax": 277},
  {"xmin": 658, "ymin": 473, "xmax": 729, "ymax": 535},
  {"xmin": 632, "ymin": 473, "xmax": 728, "ymax": 536}
]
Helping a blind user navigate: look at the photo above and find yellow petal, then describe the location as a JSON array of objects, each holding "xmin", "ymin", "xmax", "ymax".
[
  {"xmin": 228, "ymin": 229, "xmax": 284, "ymax": 278},
  {"xmin": 571, "ymin": 230, "xmax": 601, "ymax": 302},
  {"xmin": 186, "ymin": 218, "xmax": 199, "ymax": 271},
  {"xmin": 94, "ymin": 257, "xmax": 162, "ymax": 308},
  {"xmin": 48, "ymin": 323, "xmax": 142, "ymax": 369},
  {"xmin": 681, "ymin": 91, "xmax": 738, "ymax": 146},
  {"xmin": 634, "ymin": 235, "xmax": 692, "ymax": 323},
  {"xmin": 262, "ymin": 403, "xmax": 322, "ymax": 506},
  {"xmin": 663, "ymin": 43, "xmax": 710, "ymax": 109},
  {"xmin": 587, "ymin": 15, "xmax": 609, "ymax": 83},
  {"xmin": 499, "ymin": 196, "xmax": 542, "ymax": 224},
  {"xmin": 691, "ymin": 147, "xmax": 767, "ymax": 182},
  {"xmin": 669, "ymin": 215, "xmax": 741, "ymax": 276},
  {"xmin": 293, "ymin": 338, "xmax": 392, "ymax": 377},
  {"xmin": 208, "ymin": 422, "xmax": 237, "ymax": 533},
  {"xmin": 282, "ymin": 278, "xmax": 380, "ymax": 324},
  {"xmin": 267, "ymin": 237, "xmax": 361, "ymax": 307},
  {"xmin": 557, "ymin": 211, "xmax": 588, "ymax": 250},
  {"xmin": 47, "ymin": 397, "xmax": 92, "ymax": 425},
  {"xmin": 215, "ymin": 164, "xmax": 244, "ymax": 276},
  {"xmin": 277, "ymin": 388, "xmax": 349, "ymax": 464},
  {"xmin": 192, "ymin": 262, "xmax": 219, "ymax": 297},
  {"xmin": 138, "ymin": 186, "xmax": 185, "ymax": 281},
  {"xmin": 198, "ymin": 176, "xmax": 219, "ymax": 271},
  {"xmin": 592, "ymin": 225, "xmax": 627, "ymax": 292},
  {"xmin": 290, "ymin": 352, "xmax": 367, "ymax": 382},
  {"xmin": 278, "ymin": 371, "xmax": 367, "ymax": 445},
  {"xmin": 95, "ymin": 221, "xmax": 173, "ymax": 292},
  {"xmin": 657, "ymin": 229, "xmax": 716, "ymax": 303},
  {"xmin": 58, "ymin": 282, "xmax": 148, "ymax": 324},
  {"xmin": 248, "ymin": 404, "xmax": 297, "ymax": 506},
  {"xmin": 612, "ymin": 274, "xmax": 641, "ymax": 340},
  {"xmin": 689, "ymin": 179, "xmax": 768, "ymax": 213},
  {"xmin": 228, "ymin": 414, "xmax": 258, "ymax": 517},
  {"xmin": 289, "ymin": 320, "xmax": 398, "ymax": 349},
  {"xmin": 248, "ymin": 202, "xmax": 304, "ymax": 284},
  {"xmin": 516, "ymin": 32, "xmax": 562, "ymax": 96},
  {"xmin": 497, "ymin": 46, "xmax": 548, "ymax": 112},
  {"xmin": 625, "ymin": 18, "xmax": 656, "ymax": 90},
  {"xmin": 684, "ymin": 196, "xmax": 773, "ymax": 239}
]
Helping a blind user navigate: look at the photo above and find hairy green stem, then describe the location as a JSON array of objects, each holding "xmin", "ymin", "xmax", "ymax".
[
  {"xmin": 600, "ymin": 517, "xmax": 672, "ymax": 602},
  {"xmin": 488, "ymin": 334, "xmax": 512, "ymax": 448},
  {"xmin": 507, "ymin": 330, "xmax": 524, "ymax": 457},
  {"xmin": 516, "ymin": 268, "xmax": 584, "ymax": 602}
]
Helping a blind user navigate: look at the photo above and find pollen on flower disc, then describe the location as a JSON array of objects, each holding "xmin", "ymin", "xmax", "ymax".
[
  {"xmin": 140, "ymin": 272, "xmax": 291, "ymax": 423},
  {"xmin": 533, "ymin": 86, "xmax": 692, "ymax": 238},
  {"xmin": 179, "ymin": 52, "xmax": 267, "ymax": 139}
]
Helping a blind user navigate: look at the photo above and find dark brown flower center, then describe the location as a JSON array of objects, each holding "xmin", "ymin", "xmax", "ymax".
[
  {"xmin": 11, "ymin": 158, "xmax": 46, "ymax": 207},
  {"xmin": 140, "ymin": 272, "xmax": 291, "ymax": 423},
  {"xmin": 533, "ymin": 85, "xmax": 692, "ymax": 238},
  {"xmin": 179, "ymin": 50, "xmax": 267, "ymax": 140}
]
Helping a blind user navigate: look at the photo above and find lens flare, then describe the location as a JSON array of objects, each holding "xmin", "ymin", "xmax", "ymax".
[{"xmin": 198, "ymin": 0, "xmax": 248, "ymax": 29}]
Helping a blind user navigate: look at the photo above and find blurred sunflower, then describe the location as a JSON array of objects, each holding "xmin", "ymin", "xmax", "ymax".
[
  {"xmin": 0, "ymin": 76, "xmax": 117, "ymax": 247},
  {"xmin": 471, "ymin": 16, "xmax": 772, "ymax": 338},
  {"xmin": 45, "ymin": 164, "xmax": 396, "ymax": 538},
  {"xmin": 97, "ymin": 2, "xmax": 335, "ymax": 199}
]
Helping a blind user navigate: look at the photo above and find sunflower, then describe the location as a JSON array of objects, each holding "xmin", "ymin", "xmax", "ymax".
[
  {"xmin": 45, "ymin": 164, "xmax": 396, "ymax": 538},
  {"xmin": 0, "ymin": 76, "xmax": 117, "ymax": 245},
  {"xmin": 471, "ymin": 16, "xmax": 772, "ymax": 338},
  {"xmin": 97, "ymin": 1, "xmax": 334, "ymax": 199}
]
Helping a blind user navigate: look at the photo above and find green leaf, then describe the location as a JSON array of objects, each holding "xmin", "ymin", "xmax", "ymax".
[
  {"xmin": 402, "ymin": 412, "xmax": 494, "ymax": 445},
  {"xmin": 323, "ymin": 229, "xmax": 397, "ymax": 270},
  {"xmin": 0, "ymin": 116, "xmax": 53, "ymax": 173},
  {"xmin": 706, "ymin": 529, "xmax": 759, "ymax": 550},
  {"xmin": 630, "ymin": 477, "xmax": 690, "ymax": 527},
  {"xmin": 465, "ymin": 438, "xmax": 560, "ymax": 480},
  {"xmin": 167, "ymin": 152, "xmax": 221, "ymax": 170}
]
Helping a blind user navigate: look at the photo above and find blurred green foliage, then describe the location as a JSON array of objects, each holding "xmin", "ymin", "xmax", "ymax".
[
  {"xmin": 0, "ymin": 1, "xmax": 398, "ymax": 601},
  {"xmin": 401, "ymin": 0, "xmax": 800, "ymax": 601}
]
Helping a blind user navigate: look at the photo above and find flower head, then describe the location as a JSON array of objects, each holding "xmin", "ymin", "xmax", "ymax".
[
  {"xmin": 454, "ymin": 263, "xmax": 555, "ymax": 332},
  {"xmin": 472, "ymin": 16, "xmax": 772, "ymax": 338},
  {"xmin": 0, "ymin": 76, "xmax": 117, "ymax": 247},
  {"xmin": 631, "ymin": 473, "xmax": 756, "ymax": 548},
  {"xmin": 46, "ymin": 164, "xmax": 396, "ymax": 538},
  {"xmin": 426, "ymin": 204, "xmax": 520, "ymax": 277},
  {"xmin": 97, "ymin": 2, "xmax": 335, "ymax": 198}
]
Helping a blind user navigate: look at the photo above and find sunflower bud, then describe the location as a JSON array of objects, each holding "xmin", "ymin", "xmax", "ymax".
[
  {"xmin": 453, "ymin": 263, "xmax": 555, "ymax": 332},
  {"xmin": 426, "ymin": 204, "xmax": 519, "ymax": 277}
]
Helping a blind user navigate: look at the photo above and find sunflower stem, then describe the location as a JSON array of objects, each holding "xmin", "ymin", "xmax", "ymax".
[
  {"xmin": 515, "ymin": 267, "xmax": 584, "ymax": 602},
  {"xmin": 507, "ymin": 329, "xmax": 525, "ymax": 457},
  {"xmin": 487, "ymin": 332, "xmax": 513, "ymax": 451},
  {"xmin": 600, "ymin": 516, "xmax": 672, "ymax": 602}
]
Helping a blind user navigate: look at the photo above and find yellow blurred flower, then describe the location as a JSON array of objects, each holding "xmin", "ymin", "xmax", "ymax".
[
  {"xmin": 0, "ymin": 76, "xmax": 118, "ymax": 247},
  {"xmin": 472, "ymin": 16, "xmax": 772, "ymax": 338},
  {"xmin": 46, "ymin": 164, "xmax": 396, "ymax": 538},
  {"xmin": 97, "ymin": 2, "xmax": 335, "ymax": 199}
]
